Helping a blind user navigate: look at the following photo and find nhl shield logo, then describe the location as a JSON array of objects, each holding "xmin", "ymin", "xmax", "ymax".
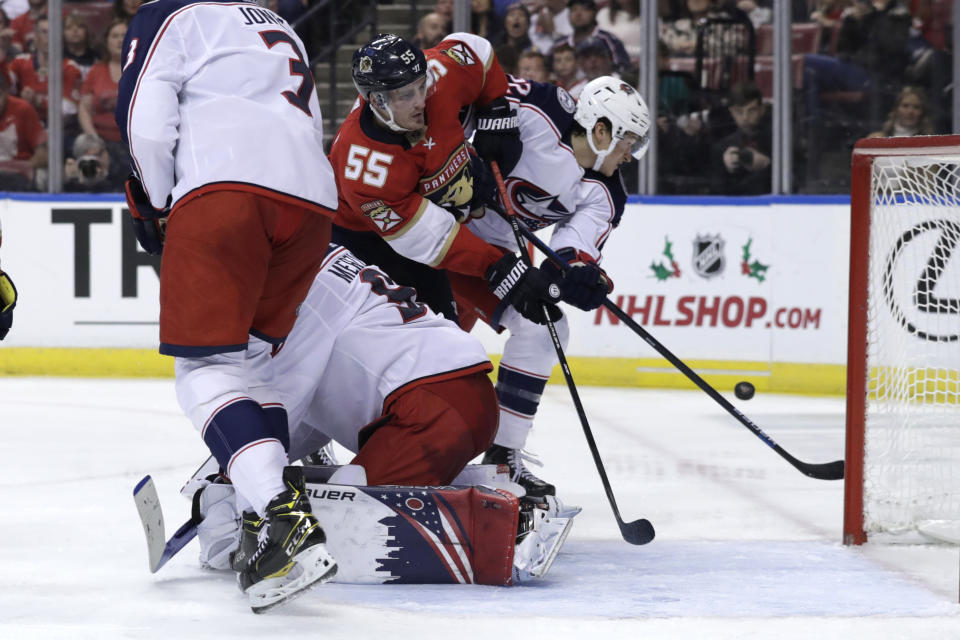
[
  {"xmin": 358, "ymin": 56, "xmax": 373, "ymax": 73},
  {"xmin": 692, "ymin": 233, "xmax": 725, "ymax": 278}
]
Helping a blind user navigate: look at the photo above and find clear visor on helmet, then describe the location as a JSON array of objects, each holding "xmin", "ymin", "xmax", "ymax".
[{"xmin": 617, "ymin": 130, "xmax": 649, "ymax": 160}]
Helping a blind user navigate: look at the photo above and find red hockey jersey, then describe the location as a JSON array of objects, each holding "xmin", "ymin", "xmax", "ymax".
[{"xmin": 330, "ymin": 33, "xmax": 508, "ymax": 278}]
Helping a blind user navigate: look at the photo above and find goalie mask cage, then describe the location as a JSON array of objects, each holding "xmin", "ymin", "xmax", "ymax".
[{"xmin": 845, "ymin": 135, "xmax": 960, "ymax": 546}]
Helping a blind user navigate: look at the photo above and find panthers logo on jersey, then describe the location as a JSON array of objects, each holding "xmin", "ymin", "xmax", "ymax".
[{"xmin": 419, "ymin": 144, "xmax": 474, "ymax": 215}]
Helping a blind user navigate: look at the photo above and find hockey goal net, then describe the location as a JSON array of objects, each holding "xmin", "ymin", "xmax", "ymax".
[{"xmin": 844, "ymin": 135, "xmax": 960, "ymax": 545}]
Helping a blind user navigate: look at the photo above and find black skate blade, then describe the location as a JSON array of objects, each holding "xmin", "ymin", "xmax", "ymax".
[
  {"xmin": 251, "ymin": 563, "xmax": 338, "ymax": 614},
  {"xmin": 620, "ymin": 518, "xmax": 655, "ymax": 546}
]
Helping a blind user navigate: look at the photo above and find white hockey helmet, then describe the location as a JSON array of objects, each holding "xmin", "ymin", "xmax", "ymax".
[{"xmin": 574, "ymin": 76, "xmax": 651, "ymax": 170}]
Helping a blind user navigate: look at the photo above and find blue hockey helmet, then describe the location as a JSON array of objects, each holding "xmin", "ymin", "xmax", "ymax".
[{"xmin": 352, "ymin": 34, "xmax": 427, "ymax": 101}]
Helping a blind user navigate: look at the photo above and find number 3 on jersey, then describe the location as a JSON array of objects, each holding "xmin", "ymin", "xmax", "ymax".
[
  {"xmin": 344, "ymin": 145, "xmax": 393, "ymax": 188},
  {"xmin": 259, "ymin": 30, "xmax": 314, "ymax": 116}
]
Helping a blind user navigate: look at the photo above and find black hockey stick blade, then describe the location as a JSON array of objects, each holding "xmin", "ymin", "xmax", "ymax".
[
  {"xmin": 620, "ymin": 518, "xmax": 656, "ymax": 545},
  {"xmin": 782, "ymin": 449, "xmax": 845, "ymax": 480}
]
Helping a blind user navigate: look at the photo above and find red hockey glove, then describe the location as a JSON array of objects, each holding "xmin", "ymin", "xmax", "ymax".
[
  {"xmin": 125, "ymin": 175, "xmax": 168, "ymax": 255},
  {"xmin": 540, "ymin": 247, "xmax": 613, "ymax": 311}
]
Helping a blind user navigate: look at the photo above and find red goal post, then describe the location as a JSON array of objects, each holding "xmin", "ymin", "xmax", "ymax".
[{"xmin": 845, "ymin": 135, "xmax": 960, "ymax": 546}]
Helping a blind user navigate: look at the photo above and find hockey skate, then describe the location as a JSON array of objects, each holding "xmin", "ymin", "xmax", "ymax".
[
  {"xmin": 482, "ymin": 444, "xmax": 555, "ymax": 497},
  {"xmin": 512, "ymin": 495, "xmax": 581, "ymax": 582},
  {"xmin": 236, "ymin": 467, "xmax": 337, "ymax": 613},
  {"xmin": 229, "ymin": 511, "xmax": 263, "ymax": 573}
]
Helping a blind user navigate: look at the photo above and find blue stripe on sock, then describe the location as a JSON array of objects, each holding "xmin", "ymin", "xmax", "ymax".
[
  {"xmin": 495, "ymin": 365, "xmax": 548, "ymax": 417},
  {"xmin": 262, "ymin": 405, "xmax": 290, "ymax": 452},
  {"xmin": 203, "ymin": 399, "xmax": 275, "ymax": 470}
]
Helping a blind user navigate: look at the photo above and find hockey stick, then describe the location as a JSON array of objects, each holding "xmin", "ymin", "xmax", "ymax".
[
  {"xmin": 490, "ymin": 161, "xmax": 655, "ymax": 545},
  {"xmin": 494, "ymin": 203, "xmax": 845, "ymax": 482},
  {"xmin": 133, "ymin": 475, "xmax": 199, "ymax": 573}
]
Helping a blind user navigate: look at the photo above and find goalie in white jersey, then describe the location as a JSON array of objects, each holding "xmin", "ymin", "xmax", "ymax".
[
  {"xmin": 277, "ymin": 244, "xmax": 499, "ymax": 485},
  {"xmin": 116, "ymin": 0, "xmax": 339, "ymax": 612},
  {"xmin": 194, "ymin": 246, "xmax": 577, "ymax": 586}
]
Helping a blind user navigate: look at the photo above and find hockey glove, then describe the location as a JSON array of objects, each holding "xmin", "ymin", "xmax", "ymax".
[
  {"xmin": 467, "ymin": 150, "xmax": 501, "ymax": 216},
  {"xmin": 541, "ymin": 247, "xmax": 614, "ymax": 311},
  {"xmin": 0, "ymin": 270, "xmax": 16, "ymax": 340},
  {"xmin": 472, "ymin": 97, "xmax": 523, "ymax": 177},
  {"xmin": 125, "ymin": 174, "xmax": 168, "ymax": 256},
  {"xmin": 486, "ymin": 253, "xmax": 562, "ymax": 325}
]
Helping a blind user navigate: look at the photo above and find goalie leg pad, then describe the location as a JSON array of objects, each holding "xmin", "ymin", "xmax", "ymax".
[{"xmin": 306, "ymin": 483, "xmax": 519, "ymax": 586}]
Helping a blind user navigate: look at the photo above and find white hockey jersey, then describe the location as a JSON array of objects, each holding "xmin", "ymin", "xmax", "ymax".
[
  {"xmin": 275, "ymin": 245, "xmax": 492, "ymax": 458},
  {"xmin": 468, "ymin": 75, "xmax": 628, "ymax": 262},
  {"xmin": 116, "ymin": 0, "xmax": 337, "ymax": 212}
]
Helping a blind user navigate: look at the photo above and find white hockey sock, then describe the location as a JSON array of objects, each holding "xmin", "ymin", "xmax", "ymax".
[
  {"xmin": 228, "ymin": 440, "xmax": 288, "ymax": 516},
  {"xmin": 494, "ymin": 407, "xmax": 534, "ymax": 450}
]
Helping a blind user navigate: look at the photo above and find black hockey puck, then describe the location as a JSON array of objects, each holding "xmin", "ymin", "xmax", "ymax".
[{"xmin": 734, "ymin": 381, "xmax": 755, "ymax": 400}]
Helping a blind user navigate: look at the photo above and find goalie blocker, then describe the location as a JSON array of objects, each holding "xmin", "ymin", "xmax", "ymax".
[{"xmin": 196, "ymin": 464, "xmax": 579, "ymax": 585}]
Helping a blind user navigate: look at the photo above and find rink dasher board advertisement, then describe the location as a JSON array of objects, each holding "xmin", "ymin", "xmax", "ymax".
[{"xmin": 0, "ymin": 196, "xmax": 854, "ymax": 391}]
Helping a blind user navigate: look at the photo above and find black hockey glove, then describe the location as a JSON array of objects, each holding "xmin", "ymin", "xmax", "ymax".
[
  {"xmin": 472, "ymin": 97, "xmax": 523, "ymax": 177},
  {"xmin": 541, "ymin": 247, "xmax": 614, "ymax": 311},
  {"xmin": 125, "ymin": 174, "xmax": 168, "ymax": 256},
  {"xmin": 0, "ymin": 269, "xmax": 16, "ymax": 340},
  {"xmin": 486, "ymin": 253, "xmax": 562, "ymax": 325},
  {"xmin": 467, "ymin": 150, "xmax": 501, "ymax": 215}
]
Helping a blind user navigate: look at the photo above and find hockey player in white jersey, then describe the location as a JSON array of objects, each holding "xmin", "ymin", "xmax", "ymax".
[
  {"xmin": 465, "ymin": 75, "xmax": 650, "ymax": 485},
  {"xmin": 192, "ymin": 245, "xmax": 577, "ymax": 585},
  {"xmin": 277, "ymin": 244, "xmax": 499, "ymax": 485},
  {"xmin": 116, "ymin": 0, "xmax": 338, "ymax": 612}
]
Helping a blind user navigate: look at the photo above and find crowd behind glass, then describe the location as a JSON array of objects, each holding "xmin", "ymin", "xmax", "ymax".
[{"xmin": 4, "ymin": 0, "xmax": 952, "ymax": 194}]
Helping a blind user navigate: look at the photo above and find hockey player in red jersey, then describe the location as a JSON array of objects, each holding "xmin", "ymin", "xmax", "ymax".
[
  {"xmin": 329, "ymin": 33, "xmax": 564, "ymax": 498},
  {"xmin": 117, "ymin": 0, "xmax": 339, "ymax": 612}
]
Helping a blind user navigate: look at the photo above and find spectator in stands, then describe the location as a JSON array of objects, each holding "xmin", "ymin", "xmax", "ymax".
[
  {"xmin": 836, "ymin": 0, "xmax": 912, "ymax": 126},
  {"xmin": 712, "ymin": 82, "xmax": 772, "ymax": 195},
  {"xmin": 434, "ymin": 0, "xmax": 454, "ymax": 31},
  {"xmin": 413, "ymin": 12, "xmax": 448, "ymax": 50},
  {"xmin": 9, "ymin": 0, "xmax": 41, "ymax": 51},
  {"xmin": 501, "ymin": 3, "xmax": 533, "ymax": 53},
  {"xmin": 659, "ymin": 0, "xmax": 744, "ymax": 57},
  {"xmin": 64, "ymin": 132, "xmax": 125, "ymax": 192},
  {"xmin": 575, "ymin": 36, "xmax": 615, "ymax": 81},
  {"xmin": 556, "ymin": 0, "xmax": 632, "ymax": 76},
  {"xmin": 529, "ymin": 0, "xmax": 571, "ymax": 55},
  {"xmin": 78, "ymin": 19, "xmax": 125, "ymax": 153},
  {"xmin": 735, "ymin": 0, "xmax": 772, "ymax": 28},
  {"xmin": 596, "ymin": 0, "xmax": 640, "ymax": 64},
  {"xmin": 494, "ymin": 41, "xmax": 519, "ymax": 75},
  {"xmin": 0, "ymin": 0, "xmax": 26, "ymax": 21},
  {"xmin": 810, "ymin": 0, "xmax": 852, "ymax": 47},
  {"xmin": 113, "ymin": 0, "xmax": 144, "ymax": 22},
  {"xmin": 0, "ymin": 9, "xmax": 19, "ymax": 80},
  {"xmin": 550, "ymin": 42, "xmax": 585, "ymax": 97},
  {"xmin": 9, "ymin": 17, "xmax": 83, "ymax": 125},
  {"xmin": 868, "ymin": 85, "xmax": 934, "ymax": 137},
  {"xmin": 63, "ymin": 12, "xmax": 98, "ymax": 79},
  {"xmin": 471, "ymin": 0, "xmax": 504, "ymax": 44},
  {"xmin": 0, "ymin": 72, "xmax": 46, "ymax": 190},
  {"xmin": 517, "ymin": 50, "xmax": 549, "ymax": 82}
]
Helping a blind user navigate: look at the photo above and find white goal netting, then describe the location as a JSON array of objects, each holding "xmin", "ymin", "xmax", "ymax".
[{"xmin": 862, "ymin": 152, "xmax": 960, "ymax": 539}]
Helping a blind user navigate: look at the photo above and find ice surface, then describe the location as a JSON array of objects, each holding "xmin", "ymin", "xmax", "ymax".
[{"xmin": 2, "ymin": 378, "xmax": 959, "ymax": 639}]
